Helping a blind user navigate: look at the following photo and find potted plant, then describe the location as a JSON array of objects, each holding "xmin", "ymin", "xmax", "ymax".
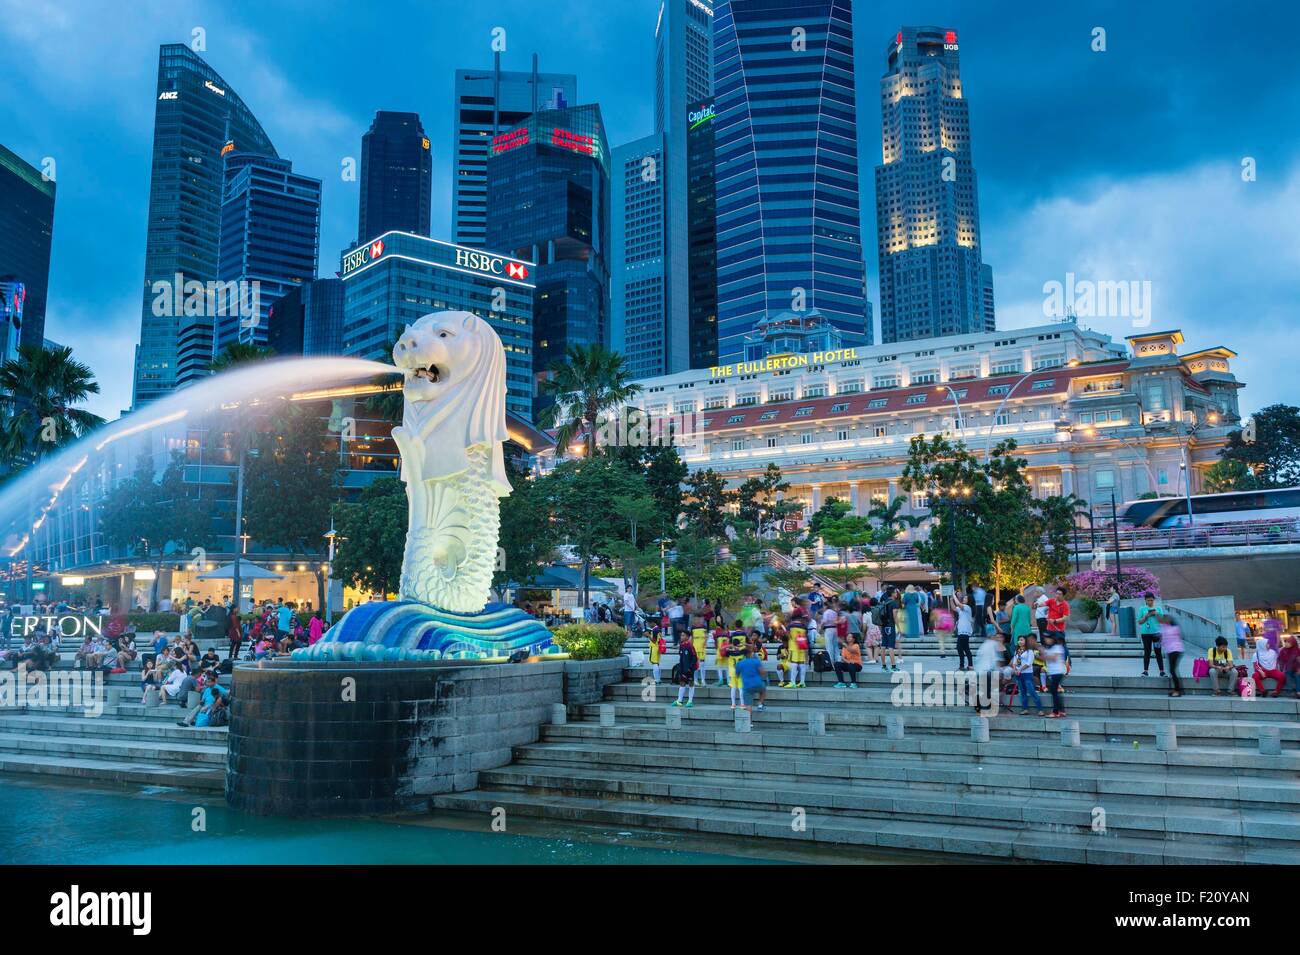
[{"xmin": 1075, "ymin": 597, "xmax": 1103, "ymax": 633}]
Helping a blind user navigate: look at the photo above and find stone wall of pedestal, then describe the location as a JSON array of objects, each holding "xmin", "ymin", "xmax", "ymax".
[{"xmin": 225, "ymin": 658, "xmax": 567, "ymax": 816}]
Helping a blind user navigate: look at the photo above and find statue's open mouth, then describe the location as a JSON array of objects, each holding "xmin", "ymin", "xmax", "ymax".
[{"xmin": 412, "ymin": 364, "xmax": 444, "ymax": 384}]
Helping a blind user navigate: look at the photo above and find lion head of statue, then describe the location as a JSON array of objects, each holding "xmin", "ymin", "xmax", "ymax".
[{"xmin": 392, "ymin": 310, "xmax": 511, "ymax": 496}]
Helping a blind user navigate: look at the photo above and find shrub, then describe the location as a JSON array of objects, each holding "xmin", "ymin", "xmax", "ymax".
[
  {"xmin": 127, "ymin": 612, "xmax": 181, "ymax": 632},
  {"xmin": 550, "ymin": 623, "xmax": 627, "ymax": 661},
  {"xmin": 1062, "ymin": 568, "xmax": 1161, "ymax": 601},
  {"xmin": 1077, "ymin": 597, "xmax": 1102, "ymax": 621}
]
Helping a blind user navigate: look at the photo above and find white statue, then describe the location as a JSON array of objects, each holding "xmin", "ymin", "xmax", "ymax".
[{"xmin": 390, "ymin": 311, "xmax": 512, "ymax": 613}]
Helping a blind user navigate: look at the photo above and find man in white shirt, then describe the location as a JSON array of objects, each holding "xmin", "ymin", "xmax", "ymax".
[
  {"xmin": 622, "ymin": 589, "xmax": 637, "ymax": 632},
  {"xmin": 1033, "ymin": 590, "xmax": 1050, "ymax": 640}
]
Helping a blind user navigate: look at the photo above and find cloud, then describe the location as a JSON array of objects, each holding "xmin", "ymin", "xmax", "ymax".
[{"xmin": 985, "ymin": 161, "xmax": 1300, "ymax": 414}]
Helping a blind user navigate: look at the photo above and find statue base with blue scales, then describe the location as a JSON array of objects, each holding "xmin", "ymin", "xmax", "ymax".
[{"xmin": 291, "ymin": 310, "xmax": 554, "ymax": 662}]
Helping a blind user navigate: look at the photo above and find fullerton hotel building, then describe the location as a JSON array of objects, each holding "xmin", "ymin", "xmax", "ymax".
[{"xmin": 576, "ymin": 317, "xmax": 1243, "ymax": 534}]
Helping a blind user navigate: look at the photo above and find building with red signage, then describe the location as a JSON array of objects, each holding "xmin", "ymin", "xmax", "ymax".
[{"xmin": 485, "ymin": 103, "xmax": 610, "ymax": 416}]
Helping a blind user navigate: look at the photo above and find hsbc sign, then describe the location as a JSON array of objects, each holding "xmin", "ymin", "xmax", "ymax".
[
  {"xmin": 454, "ymin": 249, "xmax": 529, "ymax": 281},
  {"xmin": 342, "ymin": 238, "xmax": 386, "ymax": 276}
]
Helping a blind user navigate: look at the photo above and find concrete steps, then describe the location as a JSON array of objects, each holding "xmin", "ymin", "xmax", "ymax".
[{"xmin": 430, "ymin": 665, "xmax": 1300, "ymax": 864}]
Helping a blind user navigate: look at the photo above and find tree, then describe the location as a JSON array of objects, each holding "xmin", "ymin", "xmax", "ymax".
[
  {"xmin": 99, "ymin": 452, "xmax": 214, "ymax": 611},
  {"xmin": 732, "ymin": 463, "xmax": 801, "ymax": 537},
  {"xmin": 539, "ymin": 344, "xmax": 641, "ymax": 459},
  {"xmin": 604, "ymin": 491, "xmax": 660, "ymax": 595},
  {"xmin": 670, "ymin": 529, "xmax": 718, "ymax": 604},
  {"xmin": 860, "ymin": 497, "xmax": 923, "ymax": 592},
  {"xmin": 1203, "ymin": 458, "xmax": 1260, "ymax": 493},
  {"xmin": 682, "ymin": 468, "xmax": 733, "ymax": 538},
  {"xmin": 643, "ymin": 443, "xmax": 688, "ymax": 536},
  {"xmin": 331, "ymin": 477, "xmax": 407, "ymax": 598},
  {"xmin": 806, "ymin": 497, "xmax": 851, "ymax": 542},
  {"xmin": 209, "ymin": 343, "xmax": 275, "ymax": 373},
  {"xmin": 495, "ymin": 457, "xmax": 559, "ymax": 593},
  {"xmin": 819, "ymin": 513, "xmax": 873, "ymax": 569},
  {"xmin": 701, "ymin": 561, "xmax": 744, "ymax": 616},
  {"xmin": 0, "ymin": 343, "xmax": 104, "ymax": 468},
  {"xmin": 242, "ymin": 403, "xmax": 341, "ymax": 612},
  {"xmin": 1220, "ymin": 404, "xmax": 1300, "ymax": 488}
]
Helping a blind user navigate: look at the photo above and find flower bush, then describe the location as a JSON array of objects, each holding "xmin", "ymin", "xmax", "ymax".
[
  {"xmin": 1062, "ymin": 567, "xmax": 1161, "ymax": 601},
  {"xmin": 550, "ymin": 623, "xmax": 628, "ymax": 661}
]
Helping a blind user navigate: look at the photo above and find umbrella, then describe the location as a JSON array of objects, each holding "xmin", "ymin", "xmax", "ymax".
[{"xmin": 197, "ymin": 561, "xmax": 285, "ymax": 580}]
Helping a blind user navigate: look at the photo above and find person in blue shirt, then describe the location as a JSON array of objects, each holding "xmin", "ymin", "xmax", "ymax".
[
  {"xmin": 152, "ymin": 630, "xmax": 169, "ymax": 657},
  {"xmin": 734, "ymin": 647, "xmax": 767, "ymax": 711}
]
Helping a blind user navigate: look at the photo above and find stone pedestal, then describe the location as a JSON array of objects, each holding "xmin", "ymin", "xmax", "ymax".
[
  {"xmin": 808, "ymin": 712, "xmax": 826, "ymax": 736},
  {"xmin": 970, "ymin": 716, "xmax": 990, "ymax": 742},
  {"xmin": 598, "ymin": 703, "xmax": 616, "ymax": 727},
  {"xmin": 143, "ymin": 687, "xmax": 160, "ymax": 707},
  {"xmin": 665, "ymin": 707, "xmax": 682, "ymax": 729},
  {"xmin": 1060, "ymin": 720, "xmax": 1081, "ymax": 747},
  {"xmin": 1259, "ymin": 725, "xmax": 1282, "ymax": 756},
  {"xmin": 886, "ymin": 714, "xmax": 905, "ymax": 740},
  {"xmin": 549, "ymin": 703, "xmax": 567, "ymax": 725},
  {"xmin": 735, "ymin": 708, "xmax": 752, "ymax": 733},
  {"xmin": 1156, "ymin": 723, "xmax": 1178, "ymax": 751}
]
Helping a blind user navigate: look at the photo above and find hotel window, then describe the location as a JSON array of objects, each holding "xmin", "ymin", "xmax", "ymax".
[
  {"xmin": 874, "ymin": 425, "xmax": 888, "ymax": 437},
  {"xmin": 995, "ymin": 412, "xmax": 1011, "ymax": 426},
  {"xmin": 1144, "ymin": 382, "xmax": 1167, "ymax": 411},
  {"xmin": 732, "ymin": 439, "xmax": 745, "ymax": 451},
  {"xmin": 735, "ymin": 394, "xmax": 758, "ymax": 406},
  {"xmin": 991, "ymin": 360, "xmax": 1022, "ymax": 375},
  {"xmin": 769, "ymin": 389, "xmax": 794, "ymax": 403},
  {"xmin": 949, "ymin": 389, "xmax": 968, "ymax": 399},
  {"xmin": 987, "ymin": 385, "xmax": 1010, "ymax": 396},
  {"xmin": 800, "ymin": 433, "xmax": 813, "ymax": 444},
  {"xmin": 911, "ymin": 492, "xmax": 930, "ymax": 510},
  {"xmin": 759, "ymin": 410, "xmax": 778, "ymax": 421},
  {"xmin": 701, "ymin": 418, "xmax": 712, "ymax": 427},
  {"xmin": 767, "ymin": 437, "xmax": 777, "ymax": 448},
  {"xmin": 912, "ymin": 371, "xmax": 938, "ymax": 385},
  {"xmin": 835, "ymin": 429, "xmax": 849, "ymax": 441},
  {"xmin": 831, "ymin": 402, "xmax": 849, "ymax": 413},
  {"xmin": 674, "ymin": 402, "xmax": 695, "ymax": 414},
  {"xmin": 727, "ymin": 414, "xmax": 744, "ymax": 424},
  {"xmin": 868, "ymin": 398, "xmax": 888, "ymax": 409},
  {"xmin": 950, "ymin": 366, "xmax": 977, "ymax": 380},
  {"xmin": 1031, "ymin": 379, "xmax": 1055, "ymax": 391},
  {"xmin": 1033, "ymin": 355, "xmax": 1064, "ymax": 370},
  {"xmin": 1093, "ymin": 469, "xmax": 1115, "ymax": 489},
  {"xmin": 794, "ymin": 407, "xmax": 814, "ymax": 418},
  {"xmin": 905, "ymin": 394, "xmax": 927, "ymax": 405},
  {"xmin": 1078, "ymin": 413, "xmax": 1093, "ymax": 425},
  {"xmin": 874, "ymin": 374, "xmax": 900, "ymax": 389},
  {"xmin": 1108, "ymin": 409, "xmax": 1124, "ymax": 422},
  {"xmin": 802, "ymin": 385, "xmax": 827, "ymax": 399},
  {"xmin": 704, "ymin": 397, "xmax": 726, "ymax": 410},
  {"xmin": 838, "ymin": 379, "xmax": 863, "ymax": 394}
]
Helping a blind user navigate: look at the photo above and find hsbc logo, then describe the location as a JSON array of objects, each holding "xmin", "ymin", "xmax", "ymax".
[
  {"xmin": 369, "ymin": 240, "xmax": 385, "ymax": 259},
  {"xmin": 455, "ymin": 249, "xmax": 529, "ymax": 281}
]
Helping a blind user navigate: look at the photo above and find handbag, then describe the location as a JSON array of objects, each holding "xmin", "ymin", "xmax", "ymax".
[
  {"xmin": 795, "ymin": 634, "xmax": 809, "ymax": 650},
  {"xmin": 934, "ymin": 609, "xmax": 954, "ymax": 631},
  {"xmin": 1191, "ymin": 658, "xmax": 1210, "ymax": 680}
]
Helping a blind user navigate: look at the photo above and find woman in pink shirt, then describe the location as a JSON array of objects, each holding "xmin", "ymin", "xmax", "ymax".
[{"xmin": 308, "ymin": 613, "xmax": 324, "ymax": 645}]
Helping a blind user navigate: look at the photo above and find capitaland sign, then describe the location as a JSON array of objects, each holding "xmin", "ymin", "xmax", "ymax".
[
  {"xmin": 688, "ymin": 104, "xmax": 715, "ymax": 129},
  {"xmin": 708, "ymin": 348, "xmax": 860, "ymax": 378}
]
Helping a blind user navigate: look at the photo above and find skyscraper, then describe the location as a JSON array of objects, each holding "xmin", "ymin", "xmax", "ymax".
[
  {"xmin": 358, "ymin": 111, "xmax": 432, "ymax": 244},
  {"xmin": 132, "ymin": 44, "xmax": 276, "ymax": 407},
  {"xmin": 211, "ymin": 153, "xmax": 321, "ymax": 358},
  {"xmin": 876, "ymin": 26, "xmax": 994, "ymax": 343},
  {"xmin": 485, "ymin": 104, "xmax": 609, "ymax": 413},
  {"xmin": 685, "ymin": 97, "xmax": 717, "ymax": 369},
  {"xmin": 452, "ymin": 60, "xmax": 577, "ymax": 248},
  {"xmin": 266, "ymin": 277, "xmax": 344, "ymax": 357},
  {"xmin": 0, "ymin": 144, "xmax": 56, "ymax": 352},
  {"xmin": 713, "ymin": 0, "xmax": 869, "ymax": 364},
  {"xmin": 611, "ymin": 133, "xmax": 670, "ymax": 379}
]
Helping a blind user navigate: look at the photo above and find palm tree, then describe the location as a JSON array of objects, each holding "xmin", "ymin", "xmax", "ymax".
[
  {"xmin": 539, "ymin": 344, "xmax": 641, "ymax": 458},
  {"xmin": 209, "ymin": 342, "xmax": 275, "ymax": 373},
  {"xmin": 0, "ymin": 343, "xmax": 104, "ymax": 467}
]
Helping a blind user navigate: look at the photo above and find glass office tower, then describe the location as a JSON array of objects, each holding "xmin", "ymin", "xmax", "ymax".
[
  {"xmin": 132, "ymin": 44, "xmax": 276, "ymax": 407},
  {"xmin": 358, "ymin": 111, "xmax": 432, "ymax": 244},
  {"xmin": 452, "ymin": 61, "xmax": 578, "ymax": 248},
  {"xmin": 485, "ymin": 104, "xmax": 609, "ymax": 413},
  {"xmin": 266, "ymin": 277, "xmax": 344, "ymax": 357},
  {"xmin": 712, "ymin": 0, "xmax": 869, "ymax": 364},
  {"xmin": 0, "ymin": 144, "xmax": 56, "ymax": 351},
  {"xmin": 686, "ymin": 97, "xmax": 717, "ymax": 369}
]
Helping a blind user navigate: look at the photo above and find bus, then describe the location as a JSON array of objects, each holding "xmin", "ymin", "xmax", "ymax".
[{"xmin": 1120, "ymin": 487, "xmax": 1300, "ymax": 528}]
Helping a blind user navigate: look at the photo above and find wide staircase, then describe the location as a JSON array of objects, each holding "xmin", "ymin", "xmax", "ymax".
[
  {"xmin": 432, "ymin": 664, "xmax": 1300, "ymax": 864},
  {"xmin": 623, "ymin": 629, "xmax": 1140, "ymax": 660},
  {"xmin": 0, "ymin": 671, "xmax": 228, "ymax": 792}
]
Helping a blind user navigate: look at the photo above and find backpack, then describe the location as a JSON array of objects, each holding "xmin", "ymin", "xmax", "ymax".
[
  {"xmin": 811, "ymin": 650, "xmax": 833, "ymax": 673},
  {"xmin": 870, "ymin": 604, "xmax": 885, "ymax": 627}
]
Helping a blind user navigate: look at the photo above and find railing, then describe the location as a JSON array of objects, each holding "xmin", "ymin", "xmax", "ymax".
[
  {"xmin": 1163, "ymin": 601, "xmax": 1224, "ymax": 656},
  {"xmin": 760, "ymin": 549, "xmax": 840, "ymax": 591},
  {"xmin": 1066, "ymin": 517, "xmax": 1300, "ymax": 554}
]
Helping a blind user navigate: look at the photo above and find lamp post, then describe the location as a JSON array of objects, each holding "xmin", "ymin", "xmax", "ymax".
[
  {"xmin": 654, "ymin": 537, "xmax": 669, "ymax": 593},
  {"xmin": 231, "ymin": 446, "xmax": 258, "ymax": 616},
  {"xmin": 935, "ymin": 385, "xmax": 966, "ymax": 435},
  {"xmin": 323, "ymin": 522, "xmax": 344, "ymax": 621},
  {"xmin": 1109, "ymin": 490, "xmax": 1123, "ymax": 591},
  {"xmin": 981, "ymin": 359, "xmax": 1079, "ymax": 462}
]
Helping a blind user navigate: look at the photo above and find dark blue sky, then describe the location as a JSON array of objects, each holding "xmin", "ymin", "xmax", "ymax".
[{"xmin": 2, "ymin": 0, "xmax": 1297, "ymax": 418}]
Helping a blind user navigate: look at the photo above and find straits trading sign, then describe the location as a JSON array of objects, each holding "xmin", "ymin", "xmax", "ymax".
[{"xmin": 708, "ymin": 348, "xmax": 859, "ymax": 378}]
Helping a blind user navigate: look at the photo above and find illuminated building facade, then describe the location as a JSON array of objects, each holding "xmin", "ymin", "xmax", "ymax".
[{"xmin": 876, "ymin": 26, "xmax": 994, "ymax": 343}]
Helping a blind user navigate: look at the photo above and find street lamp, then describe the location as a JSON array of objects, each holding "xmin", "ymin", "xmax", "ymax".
[
  {"xmin": 935, "ymin": 385, "xmax": 966, "ymax": 435},
  {"xmin": 653, "ymin": 537, "xmax": 670, "ymax": 593},
  {"xmin": 981, "ymin": 359, "xmax": 1079, "ymax": 462},
  {"xmin": 323, "ymin": 521, "xmax": 346, "ymax": 621},
  {"xmin": 231, "ymin": 445, "xmax": 258, "ymax": 616}
]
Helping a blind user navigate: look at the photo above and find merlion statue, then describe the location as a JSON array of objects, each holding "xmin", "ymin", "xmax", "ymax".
[
  {"xmin": 391, "ymin": 311, "xmax": 511, "ymax": 613},
  {"xmin": 295, "ymin": 310, "xmax": 552, "ymax": 662}
]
